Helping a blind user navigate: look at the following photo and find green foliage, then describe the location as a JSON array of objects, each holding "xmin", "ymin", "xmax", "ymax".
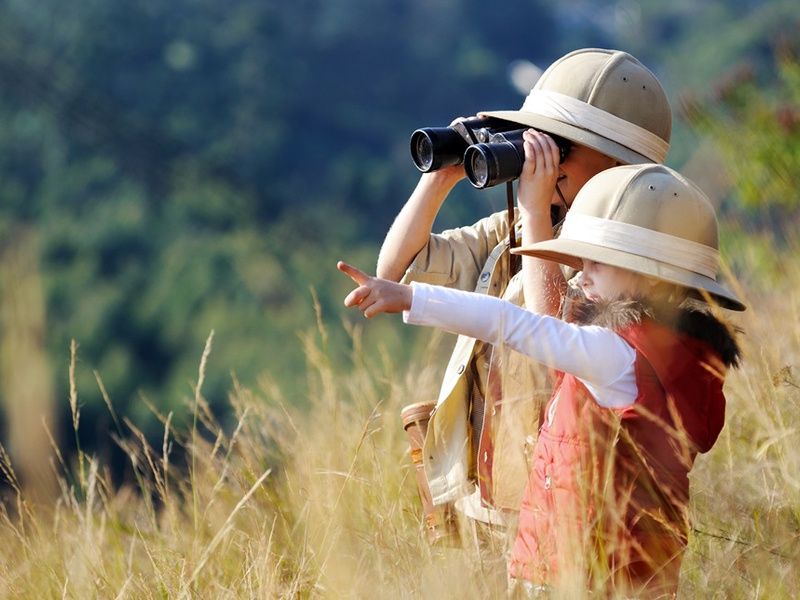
[
  {"xmin": 682, "ymin": 49, "xmax": 800, "ymax": 211},
  {"xmin": 0, "ymin": 0, "xmax": 574, "ymax": 451},
  {"xmin": 0, "ymin": 0, "xmax": 798, "ymax": 458}
]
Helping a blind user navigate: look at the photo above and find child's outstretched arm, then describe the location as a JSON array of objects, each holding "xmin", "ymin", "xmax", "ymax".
[
  {"xmin": 337, "ymin": 269, "xmax": 636, "ymax": 407},
  {"xmin": 337, "ymin": 261, "xmax": 412, "ymax": 318}
]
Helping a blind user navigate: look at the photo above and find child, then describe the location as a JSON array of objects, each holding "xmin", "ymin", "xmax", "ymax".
[{"xmin": 338, "ymin": 163, "xmax": 744, "ymax": 596}]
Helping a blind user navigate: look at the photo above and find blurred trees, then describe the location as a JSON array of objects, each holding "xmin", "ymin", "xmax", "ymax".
[
  {"xmin": 682, "ymin": 46, "xmax": 800, "ymax": 212},
  {"xmin": 678, "ymin": 39, "xmax": 800, "ymax": 287},
  {"xmin": 0, "ymin": 0, "xmax": 563, "ymax": 462},
  {"xmin": 0, "ymin": 0, "xmax": 796, "ymax": 472},
  {"xmin": 0, "ymin": 230, "xmax": 57, "ymax": 500}
]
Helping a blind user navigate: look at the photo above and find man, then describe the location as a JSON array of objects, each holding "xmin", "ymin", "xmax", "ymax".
[{"xmin": 380, "ymin": 48, "xmax": 672, "ymax": 546}]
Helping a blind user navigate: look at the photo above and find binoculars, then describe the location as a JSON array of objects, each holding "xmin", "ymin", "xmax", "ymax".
[{"xmin": 410, "ymin": 116, "xmax": 572, "ymax": 189}]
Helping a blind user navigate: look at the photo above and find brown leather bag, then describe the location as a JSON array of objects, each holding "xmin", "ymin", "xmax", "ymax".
[{"xmin": 401, "ymin": 401, "xmax": 460, "ymax": 546}]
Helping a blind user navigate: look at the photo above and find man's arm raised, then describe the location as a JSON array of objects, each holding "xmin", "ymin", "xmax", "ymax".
[
  {"xmin": 375, "ymin": 167, "xmax": 464, "ymax": 281},
  {"xmin": 517, "ymin": 130, "xmax": 567, "ymax": 316}
]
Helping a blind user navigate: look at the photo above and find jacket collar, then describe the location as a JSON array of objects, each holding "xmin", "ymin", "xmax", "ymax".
[{"xmin": 570, "ymin": 297, "xmax": 742, "ymax": 368}]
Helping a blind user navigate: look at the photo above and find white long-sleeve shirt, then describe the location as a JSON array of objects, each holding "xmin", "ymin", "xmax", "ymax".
[{"xmin": 403, "ymin": 282, "xmax": 638, "ymax": 408}]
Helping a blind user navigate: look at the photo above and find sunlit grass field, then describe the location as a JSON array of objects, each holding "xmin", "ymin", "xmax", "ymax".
[{"xmin": 0, "ymin": 242, "xmax": 798, "ymax": 599}]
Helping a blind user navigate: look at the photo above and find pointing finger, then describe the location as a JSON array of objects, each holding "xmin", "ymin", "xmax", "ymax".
[{"xmin": 337, "ymin": 261, "xmax": 370, "ymax": 285}]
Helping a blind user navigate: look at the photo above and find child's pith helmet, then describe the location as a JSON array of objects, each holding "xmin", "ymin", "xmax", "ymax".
[
  {"xmin": 512, "ymin": 164, "xmax": 745, "ymax": 311},
  {"xmin": 480, "ymin": 48, "xmax": 672, "ymax": 165}
]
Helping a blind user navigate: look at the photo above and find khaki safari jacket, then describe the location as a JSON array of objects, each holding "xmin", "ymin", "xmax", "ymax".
[{"xmin": 400, "ymin": 210, "xmax": 551, "ymax": 514}]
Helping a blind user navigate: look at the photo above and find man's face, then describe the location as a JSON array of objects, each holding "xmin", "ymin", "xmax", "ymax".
[{"xmin": 553, "ymin": 143, "xmax": 619, "ymax": 210}]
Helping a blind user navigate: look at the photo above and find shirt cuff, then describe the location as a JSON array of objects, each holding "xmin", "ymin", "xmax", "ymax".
[{"xmin": 402, "ymin": 282, "xmax": 427, "ymax": 324}]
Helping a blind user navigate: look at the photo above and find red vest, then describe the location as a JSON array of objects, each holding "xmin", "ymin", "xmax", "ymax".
[{"xmin": 509, "ymin": 318, "xmax": 727, "ymax": 595}]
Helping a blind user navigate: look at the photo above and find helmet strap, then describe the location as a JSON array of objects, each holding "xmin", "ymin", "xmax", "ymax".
[{"xmin": 506, "ymin": 181, "xmax": 521, "ymax": 275}]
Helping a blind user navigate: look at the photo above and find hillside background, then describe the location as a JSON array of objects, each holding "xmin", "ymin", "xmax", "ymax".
[
  {"xmin": 0, "ymin": 0, "xmax": 798, "ymax": 492},
  {"xmin": 1, "ymin": 1, "xmax": 800, "ymax": 597}
]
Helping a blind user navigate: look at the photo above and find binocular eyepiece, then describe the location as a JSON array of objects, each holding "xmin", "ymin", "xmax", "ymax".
[{"xmin": 410, "ymin": 117, "xmax": 572, "ymax": 189}]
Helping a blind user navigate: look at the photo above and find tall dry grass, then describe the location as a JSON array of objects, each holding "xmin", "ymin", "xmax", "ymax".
[
  {"xmin": 0, "ymin": 249, "xmax": 798, "ymax": 598},
  {"xmin": 678, "ymin": 243, "xmax": 800, "ymax": 598}
]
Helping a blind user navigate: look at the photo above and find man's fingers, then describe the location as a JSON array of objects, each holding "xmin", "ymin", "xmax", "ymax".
[
  {"xmin": 541, "ymin": 135, "xmax": 560, "ymax": 166},
  {"xmin": 532, "ymin": 131, "xmax": 559, "ymax": 173},
  {"xmin": 539, "ymin": 136, "xmax": 555, "ymax": 172},
  {"xmin": 533, "ymin": 136, "xmax": 548, "ymax": 170},
  {"xmin": 337, "ymin": 261, "xmax": 370, "ymax": 285},
  {"xmin": 522, "ymin": 129, "xmax": 539, "ymax": 166}
]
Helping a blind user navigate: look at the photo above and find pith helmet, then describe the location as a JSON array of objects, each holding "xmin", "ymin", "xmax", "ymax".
[
  {"xmin": 481, "ymin": 48, "xmax": 672, "ymax": 165},
  {"xmin": 512, "ymin": 164, "xmax": 745, "ymax": 311}
]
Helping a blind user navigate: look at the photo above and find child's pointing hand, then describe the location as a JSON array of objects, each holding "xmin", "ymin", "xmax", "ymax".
[{"xmin": 337, "ymin": 261, "xmax": 413, "ymax": 318}]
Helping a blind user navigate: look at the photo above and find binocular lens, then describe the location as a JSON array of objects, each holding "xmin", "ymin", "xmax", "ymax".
[
  {"xmin": 464, "ymin": 137, "xmax": 525, "ymax": 189},
  {"xmin": 469, "ymin": 154, "xmax": 489, "ymax": 188},
  {"xmin": 412, "ymin": 133, "xmax": 435, "ymax": 172},
  {"xmin": 410, "ymin": 127, "xmax": 469, "ymax": 173}
]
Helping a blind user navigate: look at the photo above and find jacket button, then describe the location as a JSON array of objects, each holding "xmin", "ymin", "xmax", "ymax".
[
  {"xmin": 480, "ymin": 272, "xmax": 490, "ymax": 283},
  {"xmin": 457, "ymin": 364, "xmax": 465, "ymax": 374},
  {"xmin": 544, "ymin": 475, "xmax": 552, "ymax": 490}
]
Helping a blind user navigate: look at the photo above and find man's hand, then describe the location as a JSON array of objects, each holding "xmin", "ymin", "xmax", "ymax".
[
  {"xmin": 517, "ymin": 129, "xmax": 561, "ymax": 217},
  {"xmin": 516, "ymin": 129, "xmax": 568, "ymax": 316},
  {"xmin": 337, "ymin": 261, "xmax": 413, "ymax": 318}
]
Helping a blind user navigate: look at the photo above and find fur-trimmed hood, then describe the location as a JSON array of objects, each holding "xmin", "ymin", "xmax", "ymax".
[{"xmin": 570, "ymin": 298, "xmax": 742, "ymax": 368}]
